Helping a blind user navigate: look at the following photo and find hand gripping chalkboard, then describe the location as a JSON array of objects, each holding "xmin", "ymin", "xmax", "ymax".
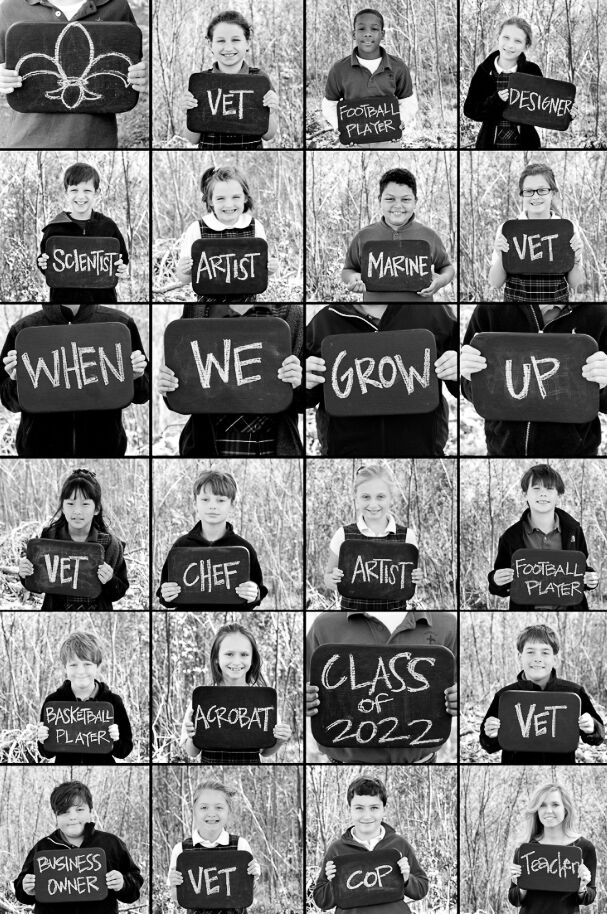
[
  {"xmin": 510, "ymin": 549, "xmax": 587, "ymax": 606},
  {"xmin": 16, "ymin": 322, "xmax": 134, "ymax": 413},
  {"xmin": 176, "ymin": 848, "xmax": 254, "ymax": 909},
  {"xmin": 469, "ymin": 332, "xmax": 599, "ymax": 423},
  {"xmin": 6, "ymin": 22, "xmax": 141, "ymax": 113},
  {"xmin": 43, "ymin": 700, "xmax": 115, "ymax": 755},
  {"xmin": 24, "ymin": 538, "xmax": 104, "ymax": 598},
  {"xmin": 44, "ymin": 237, "xmax": 121, "ymax": 289},
  {"xmin": 337, "ymin": 95, "xmax": 402, "ymax": 145},
  {"xmin": 498, "ymin": 690, "xmax": 581, "ymax": 754},
  {"xmin": 34, "ymin": 847, "xmax": 108, "ymax": 903},
  {"xmin": 192, "ymin": 685, "xmax": 277, "ymax": 750},
  {"xmin": 361, "ymin": 240, "xmax": 432, "ymax": 292},
  {"xmin": 321, "ymin": 328, "xmax": 439, "ymax": 417},
  {"xmin": 310, "ymin": 643, "xmax": 454, "ymax": 749},
  {"xmin": 187, "ymin": 71, "xmax": 271, "ymax": 135},
  {"xmin": 337, "ymin": 539, "xmax": 418, "ymax": 601},
  {"xmin": 164, "ymin": 316, "xmax": 293, "ymax": 415},
  {"xmin": 333, "ymin": 850, "xmax": 403, "ymax": 909},
  {"xmin": 191, "ymin": 237, "xmax": 269, "ymax": 296},
  {"xmin": 502, "ymin": 219, "xmax": 575, "ymax": 275},
  {"xmin": 517, "ymin": 843, "xmax": 583, "ymax": 892},
  {"xmin": 504, "ymin": 73, "xmax": 576, "ymax": 131},
  {"xmin": 167, "ymin": 545, "xmax": 250, "ymax": 605}
]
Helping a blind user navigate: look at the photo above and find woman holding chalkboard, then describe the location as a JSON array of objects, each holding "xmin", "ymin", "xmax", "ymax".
[{"xmin": 509, "ymin": 783, "xmax": 596, "ymax": 913}]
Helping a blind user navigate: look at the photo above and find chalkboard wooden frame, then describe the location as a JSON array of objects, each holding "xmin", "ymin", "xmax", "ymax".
[
  {"xmin": 192, "ymin": 685, "xmax": 277, "ymax": 750},
  {"xmin": 44, "ymin": 236, "xmax": 121, "ymax": 289},
  {"xmin": 310, "ymin": 643, "xmax": 454, "ymax": 749},
  {"xmin": 191, "ymin": 237, "xmax": 269, "ymax": 296},
  {"xmin": 503, "ymin": 73, "xmax": 576, "ymax": 131},
  {"xmin": 167, "ymin": 546, "xmax": 250, "ymax": 605},
  {"xmin": 16, "ymin": 323, "xmax": 134, "ymax": 414},
  {"xmin": 469, "ymin": 332, "xmax": 599, "ymax": 423},
  {"xmin": 361, "ymin": 240, "xmax": 432, "ymax": 291},
  {"xmin": 34, "ymin": 847, "xmax": 108, "ymax": 903},
  {"xmin": 517, "ymin": 843, "xmax": 583, "ymax": 892},
  {"xmin": 42, "ymin": 700, "xmax": 115, "ymax": 755},
  {"xmin": 497, "ymin": 690, "xmax": 581, "ymax": 753},
  {"xmin": 24, "ymin": 538, "xmax": 104, "ymax": 598},
  {"xmin": 164, "ymin": 317, "xmax": 293, "ymax": 415},
  {"xmin": 321, "ymin": 328, "xmax": 440, "ymax": 417},
  {"xmin": 187, "ymin": 71, "xmax": 271, "ymax": 135},
  {"xmin": 333, "ymin": 850, "xmax": 403, "ymax": 909},
  {"xmin": 337, "ymin": 539, "xmax": 418, "ymax": 600},
  {"xmin": 337, "ymin": 95, "xmax": 402, "ymax": 145},
  {"xmin": 176, "ymin": 848, "xmax": 254, "ymax": 909},
  {"xmin": 502, "ymin": 219, "xmax": 575, "ymax": 275},
  {"xmin": 510, "ymin": 549, "xmax": 587, "ymax": 606}
]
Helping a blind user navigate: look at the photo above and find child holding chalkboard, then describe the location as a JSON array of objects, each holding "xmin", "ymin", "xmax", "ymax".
[
  {"xmin": 18, "ymin": 467, "xmax": 130, "ymax": 611},
  {"xmin": 480, "ymin": 624, "xmax": 604, "ymax": 764},
  {"xmin": 313, "ymin": 776, "xmax": 428, "ymax": 913},
  {"xmin": 182, "ymin": 10, "xmax": 278, "ymax": 148},
  {"xmin": 14, "ymin": 779, "xmax": 143, "ymax": 911},
  {"xmin": 179, "ymin": 622, "xmax": 291, "ymax": 763},
  {"xmin": 509, "ymin": 783, "xmax": 596, "ymax": 911},
  {"xmin": 36, "ymin": 630, "xmax": 134, "ymax": 765},
  {"xmin": 157, "ymin": 469, "xmax": 267, "ymax": 609}
]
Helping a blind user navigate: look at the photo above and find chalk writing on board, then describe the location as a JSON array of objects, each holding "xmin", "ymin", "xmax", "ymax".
[
  {"xmin": 521, "ymin": 850, "xmax": 579, "ymax": 877},
  {"xmin": 177, "ymin": 849, "xmax": 254, "ymax": 908},
  {"xmin": 513, "ymin": 555, "xmax": 584, "ymax": 600},
  {"xmin": 21, "ymin": 343, "xmax": 125, "ymax": 391},
  {"xmin": 333, "ymin": 851, "xmax": 403, "ymax": 909},
  {"xmin": 25, "ymin": 539, "xmax": 103, "ymax": 598},
  {"xmin": 48, "ymin": 246, "xmax": 120, "ymax": 278},
  {"xmin": 504, "ymin": 74, "xmax": 576, "ymax": 130},
  {"xmin": 43, "ymin": 700, "xmax": 114, "ymax": 753},
  {"xmin": 195, "ymin": 252, "xmax": 261, "ymax": 286},
  {"xmin": 337, "ymin": 96, "xmax": 401, "ymax": 144},
  {"xmin": 517, "ymin": 843, "xmax": 583, "ymax": 893},
  {"xmin": 498, "ymin": 691, "xmax": 582, "ymax": 754},
  {"xmin": 192, "ymin": 686, "xmax": 277, "ymax": 749},
  {"xmin": 191, "ymin": 340, "xmax": 262, "ymax": 389},
  {"xmin": 331, "ymin": 346, "xmax": 430, "ymax": 398},
  {"xmin": 337, "ymin": 540, "xmax": 418, "ymax": 601},
  {"xmin": 502, "ymin": 220, "xmax": 575, "ymax": 275},
  {"xmin": 187, "ymin": 72, "xmax": 270, "ymax": 134},
  {"xmin": 35, "ymin": 848, "xmax": 108, "ymax": 903}
]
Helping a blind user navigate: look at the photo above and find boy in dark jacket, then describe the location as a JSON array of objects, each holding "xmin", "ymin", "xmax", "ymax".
[
  {"xmin": 0, "ymin": 303, "xmax": 150, "ymax": 457},
  {"xmin": 461, "ymin": 303, "xmax": 607, "ymax": 457},
  {"xmin": 313, "ymin": 775, "xmax": 428, "ymax": 914},
  {"xmin": 157, "ymin": 468, "xmax": 268, "ymax": 610},
  {"xmin": 37, "ymin": 631, "xmax": 133, "ymax": 765},
  {"xmin": 13, "ymin": 779, "xmax": 143, "ymax": 913},
  {"xmin": 306, "ymin": 302, "xmax": 458, "ymax": 456},
  {"xmin": 480, "ymin": 624, "xmax": 604, "ymax": 763}
]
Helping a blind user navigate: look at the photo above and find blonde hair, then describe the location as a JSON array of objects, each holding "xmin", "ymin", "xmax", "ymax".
[
  {"xmin": 524, "ymin": 783, "xmax": 577, "ymax": 843},
  {"xmin": 192, "ymin": 779, "xmax": 237, "ymax": 810},
  {"xmin": 353, "ymin": 463, "xmax": 396, "ymax": 495}
]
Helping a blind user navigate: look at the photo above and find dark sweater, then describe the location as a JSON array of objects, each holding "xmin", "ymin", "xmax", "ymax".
[
  {"xmin": 0, "ymin": 304, "xmax": 150, "ymax": 457},
  {"xmin": 509, "ymin": 836, "xmax": 596, "ymax": 912},
  {"xmin": 480, "ymin": 668, "xmax": 604, "ymax": 763},
  {"xmin": 463, "ymin": 50, "xmax": 543, "ymax": 149},
  {"xmin": 461, "ymin": 303, "xmax": 607, "ymax": 456}
]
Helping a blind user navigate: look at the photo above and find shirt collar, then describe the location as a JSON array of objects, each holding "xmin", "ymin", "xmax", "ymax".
[
  {"xmin": 346, "ymin": 609, "xmax": 433, "ymax": 630},
  {"xmin": 211, "ymin": 61, "xmax": 252, "ymax": 74},
  {"xmin": 350, "ymin": 46, "xmax": 390, "ymax": 70},
  {"xmin": 192, "ymin": 828, "xmax": 230, "ymax": 848},
  {"xmin": 202, "ymin": 212, "xmax": 253, "ymax": 231},
  {"xmin": 380, "ymin": 213, "xmax": 416, "ymax": 233},
  {"xmin": 351, "ymin": 824, "xmax": 385, "ymax": 850},
  {"xmin": 523, "ymin": 510, "xmax": 561, "ymax": 535},
  {"xmin": 494, "ymin": 59, "xmax": 518, "ymax": 74},
  {"xmin": 357, "ymin": 513, "xmax": 397, "ymax": 535}
]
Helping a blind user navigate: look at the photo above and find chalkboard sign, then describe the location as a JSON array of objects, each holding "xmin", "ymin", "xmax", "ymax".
[
  {"xmin": 167, "ymin": 546, "xmax": 250, "ymax": 605},
  {"xmin": 34, "ymin": 847, "xmax": 108, "ymax": 903},
  {"xmin": 42, "ymin": 700, "xmax": 115, "ymax": 755},
  {"xmin": 310, "ymin": 644, "xmax": 454, "ymax": 749},
  {"xmin": 510, "ymin": 549, "xmax": 586, "ymax": 606},
  {"xmin": 16, "ymin": 323, "xmax": 134, "ymax": 413},
  {"xmin": 517, "ymin": 843, "xmax": 583, "ymax": 892},
  {"xmin": 498, "ymin": 691, "xmax": 581, "ymax": 754},
  {"xmin": 191, "ymin": 237, "xmax": 268, "ymax": 296},
  {"xmin": 337, "ymin": 95, "xmax": 402, "ymax": 145},
  {"xmin": 333, "ymin": 851, "xmax": 403, "ymax": 909},
  {"xmin": 337, "ymin": 539, "xmax": 418, "ymax": 601},
  {"xmin": 187, "ymin": 71, "xmax": 271, "ymax": 135},
  {"xmin": 321, "ymin": 329, "xmax": 439, "ymax": 418},
  {"xmin": 24, "ymin": 539, "xmax": 104, "ymax": 598},
  {"xmin": 192, "ymin": 686, "xmax": 277, "ymax": 750},
  {"xmin": 502, "ymin": 219, "xmax": 575, "ymax": 275},
  {"xmin": 164, "ymin": 317, "xmax": 293, "ymax": 415},
  {"xmin": 504, "ymin": 73, "xmax": 576, "ymax": 131},
  {"xmin": 176, "ymin": 849, "xmax": 254, "ymax": 909},
  {"xmin": 469, "ymin": 332, "xmax": 599, "ymax": 423},
  {"xmin": 361, "ymin": 240, "xmax": 432, "ymax": 292},
  {"xmin": 6, "ymin": 22, "xmax": 141, "ymax": 113},
  {"xmin": 44, "ymin": 237, "xmax": 121, "ymax": 289}
]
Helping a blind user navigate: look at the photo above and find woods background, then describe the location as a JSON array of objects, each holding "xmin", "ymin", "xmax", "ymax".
[
  {"xmin": 460, "ymin": 610, "xmax": 607, "ymax": 763},
  {"xmin": 0, "ymin": 155, "xmax": 150, "ymax": 303},
  {"xmin": 306, "ymin": 0, "xmax": 457, "ymax": 148},
  {"xmin": 306, "ymin": 766, "xmax": 457, "ymax": 913},
  {"xmin": 0, "ymin": 766, "xmax": 149, "ymax": 912},
  {"xmin": 0, "ymin": 612, "xmax": 149, "ymax": 763},
  {"xmin": 152, "ymin": 0, "xmax": 303, "ymax": 147},
  {"xmin": 152, "ymin": 765, "xmax": 302, "ymax": 914},
  {"xmin": 151, "ymin": 610, "xmax": 302, "ymax": 762},
  {"xmin": 459, "ymin": 153, "xmax": 607, "ymax": 302},
  {"xmin": 152, "ymin": 458, "xmax": 303, "ymax": 610},
  {"xmin": 0, "ymin": 458, "xmax": 149, "ymax": 611},
  {"xmin": 306, "ymin": 152, "xmax": 457, "ymax": 302},
  {"xmin": 460, "ymin": 458, "xmax": 607, "ymax": 608},
  {"xmin": 461, "ymin": 766, "xmax": 607, "ymax": 913},
  {"xmin": 151, "ymin": 151, "xmax": 303, "ymax": 302},
  {"xmin": 460, "ymin": 0, "xmax": 607, "ymax": 149}
]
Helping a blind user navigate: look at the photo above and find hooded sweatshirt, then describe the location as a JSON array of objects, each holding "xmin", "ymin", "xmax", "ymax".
[
  {"xmin": 0, "ymin": 304, "xmax": 150, "ymax": 457},
  {"xmin": 313, "ymin": 822, "xmax": 428, "ymax": 914}
]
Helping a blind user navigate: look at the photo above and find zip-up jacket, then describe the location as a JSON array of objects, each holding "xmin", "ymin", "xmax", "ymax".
[{"xmin": 461, "ymin": 303, "xmax": 607, "ymax": 456}]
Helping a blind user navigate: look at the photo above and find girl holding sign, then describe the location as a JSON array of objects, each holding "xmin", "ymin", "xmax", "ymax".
[
  {"xmin": 509, "ymin": 783, "xmax": 596, "ymax": 912},
  {"xmin": 180, "ymin": 622, "xmax": 291, "ymax": 763},
  {"xmin": 18, "ymin": 468, "xmax": 129, "ymax": 611}
]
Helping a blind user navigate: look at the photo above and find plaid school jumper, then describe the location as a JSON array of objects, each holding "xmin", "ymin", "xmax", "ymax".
[
  {"xmin": 504, "ymin": 273, "xmax": 569, "ymax": 303},
  {"xmin": 196, "ymin": 218, "xmax": 257, "ymax": 305},
  {"xmin": 182, "ymin": 834, "xmax": 247, "ymax": 914},
  {"xmin": 493, "ymin": 71, "xmax": 522, "ymax": 149},
  {"xmin": 339, "ymin": 522, "xmax": 411, "ymax": 611}
]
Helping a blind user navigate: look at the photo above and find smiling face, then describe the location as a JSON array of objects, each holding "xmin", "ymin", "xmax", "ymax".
[
  {"xmin": 525, "ymin": 480, "xmax": 560, "ymax": 518},
  {"xmin": 65, "ymin": 653, "xmax": 100, "ymax": 696},
  {"xmin": 355, "ymin": 477, "xmax": 393, "ymax": 526},
  {"xmin": 62, "ymin": 487, "xmax": 98, "ymax": 538},
  {"xmin": 56, "ymin": 798, "xmax": 92, "ymax": 845},
  {"xmin": 353, "ymin": 12, "xmax": 384, "ymax": 59},
  {"xmin": 519, "ymin": 639, "xmax": 556, "ymax": 688},
  {"xmin": 217, "ymin": 632, "xmax": 253, "ymax": 686},
  {"xmin": 379, "ymin": 181, "xmax": 416, "ymax": 231},
  {"xmin": 208, "ymin": 22, "xmax": 249, "ymax": 73},
  {"xmin": 208, "ymin": 178, "xmax": 246, "ymax": 227},
  {"xmin": 193, "ymin": 789, "xmax": 231, "ymax": 841},
  {"xmin": 350, "ymin": 793, "xmax": 385, "ymax": 839},
  {"xmin": 520, "ymin": 173, "xmax": 554, "ymax": 219},
  {"xmin": 498, "ymin": 24, "xmax": 529, "ymax": 65},
  {"xmin": 537, "ymin": 789, "xmax": 566, "ymax": 830},
  {"xmin": 64, "ymin": 179, "xmax": 98, "ymax": 220}
]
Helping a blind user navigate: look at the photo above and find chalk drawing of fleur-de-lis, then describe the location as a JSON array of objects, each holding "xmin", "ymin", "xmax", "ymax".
[{"xmin": 14, "ymin": 21, "xmax": 134, "ymax": 110}]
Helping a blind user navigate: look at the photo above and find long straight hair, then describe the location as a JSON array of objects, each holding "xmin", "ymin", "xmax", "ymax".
[
  {"xmin": 524, "ymin": 784, "xmax": 578, "ymax": 843},
  {"xmin": 209, "ymin": 623, "xmax": 268, "ymax": 686}
]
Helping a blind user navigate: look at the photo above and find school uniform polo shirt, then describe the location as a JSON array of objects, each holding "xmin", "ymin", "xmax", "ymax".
[
  {"xmin": 343, "ymin": 214, "xmax": 452, "ymax": 302},
  {"xmin": 325, "ymin": 47, "xmax": 412, "ymax": 101}
]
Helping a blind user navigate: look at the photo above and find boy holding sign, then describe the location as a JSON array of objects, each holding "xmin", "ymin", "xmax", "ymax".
[{"xmin": 480, "ymin": 624, "xmax": 604, "ymax": 764}]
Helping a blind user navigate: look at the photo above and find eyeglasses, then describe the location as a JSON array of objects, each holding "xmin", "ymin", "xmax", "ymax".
[{"xmin": 520, "ymin": 188, "xmax": 552, "ymax": 197}]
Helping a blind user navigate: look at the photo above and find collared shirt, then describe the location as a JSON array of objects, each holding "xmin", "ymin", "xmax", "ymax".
[
  {"xmin": 179, "ymin": 212, "xmax": 266, "ymax": 259},
  {"xmin": 168, "ymin": 829, "xmax": 252, "ymax": 878},
  {"xmin": 523, "ymin": 512, "xmax": 563, "ymax": 551},
  {"xmin": 195, "ymin": 60, "xmax": 274, "ymax": 149},
  {"xmin": 494, "ymin": 59, "xmax": 518, "ymax": 74},
  {"xmin": 351, "ymin": 825, "xmax": 386, "ymax": 851},
  {"xmin": 325, "ymin": 47, "xmax": 412, "ymax": 102},
  {"xmin": 329, "ymin": 514, "xmax": 418, "ymax": 555}
]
